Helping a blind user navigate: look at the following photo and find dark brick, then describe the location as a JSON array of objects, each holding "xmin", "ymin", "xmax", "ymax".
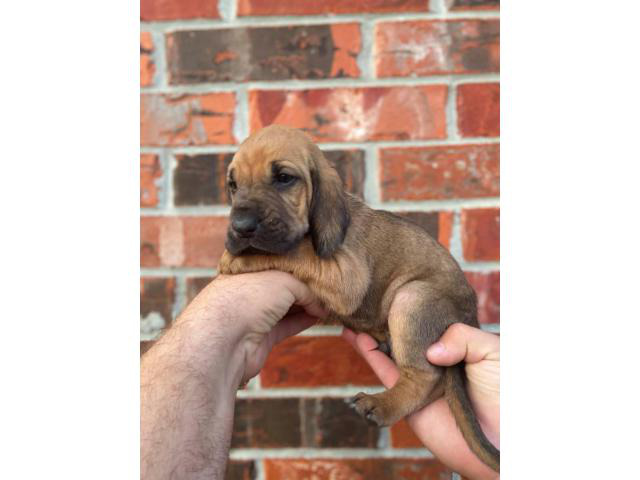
[
  {"xmin": 310, "ymin": 398, "xmax": 379, "ymax": 448},
  {"xmin": 186, "ymin": 276, "xmax": 215, "ymax": 303},
  {"xmin": 174, "ymin": 154, "xmax": 233, "ymax": 206},
  {"xmin": 226, "ymin": 461, "xmax": 256, "ymax": 480},
  {"xmin": 375, "ymin": 20, "xmax": 499, "ymax": 77},
  {"xmin": 167, "ymin": 24, "xmax": 360, "ymax": 84},
  {"xmin": 238, "ymin": 0, "xmax": 430, "ymax": 16},
  {"xmin": 140, "ymin": 277, "xmax": 175, "ymax": 328},
  {"xmin": 264, "ymin": 458, "xmax": 453, "ymax": 479},
  {"xmin": 172, "ymin": 150, "xmax": 364, "ymax": 206},
  {"xmin": 449, "ymin": 0, "xmax": 499, "ymax": 10},
  {"xmin": 394, "ymin": 211, "xmax": 454, "ymax": 250},
  {"xmin": 232, "ymin": 398, "xmax": 301, "ymax": 448},
  {"xmin": 324, "ymin": 150, "xmax": 365, "ymax": 198}
]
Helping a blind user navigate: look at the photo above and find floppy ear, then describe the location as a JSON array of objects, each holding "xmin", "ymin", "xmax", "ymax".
[{"xmin": 308, "ymin": 149, "xmax": 350, "ymax": 258}]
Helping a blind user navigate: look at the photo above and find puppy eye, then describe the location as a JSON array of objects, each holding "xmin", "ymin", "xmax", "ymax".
[
  {"xmin": 275, "ymin": 173, "xmax": 296, "ymax": 186},
  {"xmin": 228, "ymin": 180, "xmax": 237, "ymax": 193}
]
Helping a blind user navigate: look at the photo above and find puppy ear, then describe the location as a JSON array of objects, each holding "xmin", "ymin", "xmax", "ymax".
[{"xmin": 309, "ymin": 150, "xmax": 350, "ymax": 258}]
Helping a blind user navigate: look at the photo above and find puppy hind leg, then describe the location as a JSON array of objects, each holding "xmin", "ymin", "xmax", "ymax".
[{"xmin": 350, "ymin": 282, "xmax": 454, "ymax": 426}]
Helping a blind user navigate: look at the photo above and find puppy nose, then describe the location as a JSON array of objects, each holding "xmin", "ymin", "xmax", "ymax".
[{"xmin": 231, "ymin": 210, "xmax": 259, "ymax": 236}]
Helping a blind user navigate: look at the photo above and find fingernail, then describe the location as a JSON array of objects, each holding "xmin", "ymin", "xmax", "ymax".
[{"xmin": 428, "ymin": 342, "xmax": 445, "ymax": 356}]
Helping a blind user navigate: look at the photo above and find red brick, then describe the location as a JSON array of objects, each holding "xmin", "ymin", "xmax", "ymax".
[
  {"xmin": 391, "ymin": 419, "xmax": 423, "ymax": 448},
  {"xmin": 465, "ymin": 271, "xmax": 500, "ymax": 324},
  {"xmin": 380, "ymin": 144, "xmax": 499, "ymax": 201},
  {"xmin": 141, "ymin": 0, "xmax": 219, "ymax": 21},
  {"xmin": 457, "ymin": 83, "xmax": 500, "ymax": 137},
  {"xmin": 449, "ymin": 0, "xmax": 500, "ymax": 10},
  {"xmin": 141, "ymin": 93, "xmax": 235, "ymax": 146},
  {"xmin": 264, "ymin": 458, "xmax": 452, "ymax": 480},
  {"xmin": 375, "ymin": 20, "xmax": 499, "ymax": 77},
  {"xmin": 238, "ymin": 0, "xmax": 429, "ymax": 16},
  {"xmin": 250, "ymin": 86, "xmax": 447, "ymax": 142},
  {"xmin": 261, "ymin": 336, "xmax": 380, "ymax": 387},
  {"xmin": 167, "ymin": 24, "xmax": 360, "ymax": 84},
  {"xmin": 140, "ymin": 216, "xmax": 229, "ymax": 268},
  {"xmin": 461, "ymin": 208, "xmax": 499, "ymax": 261},
  {"xmin": 140, "ymin": 32, "xmax": 155, "ymax": 87},
  {"xmin": 140, "ymin": 154, "xmax": 162, "ymax": 208}
]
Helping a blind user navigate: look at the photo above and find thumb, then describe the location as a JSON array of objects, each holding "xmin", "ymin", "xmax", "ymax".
[{"xmin": 426, "ymin": 323, "xmax": 499, "ymax": 366}]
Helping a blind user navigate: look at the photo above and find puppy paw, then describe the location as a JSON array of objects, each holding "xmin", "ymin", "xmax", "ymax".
[{"xmin": 348, "ymin": 392, "xmax": 391, "ymax": 426}]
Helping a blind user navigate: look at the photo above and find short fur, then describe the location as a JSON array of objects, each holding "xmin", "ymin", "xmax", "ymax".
[{"xmin": 219, "ymin": 125, "xmax": 500, "ymax": 472}]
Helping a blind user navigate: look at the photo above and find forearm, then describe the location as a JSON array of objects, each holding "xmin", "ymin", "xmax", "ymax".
[{"xmin": 141, "ymin": 320, "xmax": 245, "ymax": 479}]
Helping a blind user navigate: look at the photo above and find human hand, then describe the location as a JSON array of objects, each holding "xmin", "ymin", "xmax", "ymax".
[
  {"xmin": 174, "ymin": 270, "xmax": 326, "ymax": 386},
  {"xmin": 342, "ymin": 323, "xmax": 499, "ymax": 480}
]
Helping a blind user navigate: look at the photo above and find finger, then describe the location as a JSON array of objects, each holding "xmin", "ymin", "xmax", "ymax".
[
  {"xmin": 426, "ymin": 323, "xmax": 499, "ymax": 366},
  {"xmin": 340, "ymin": 327, "xmax": 357, "ymax": 346},
  {"xmin": 351, "ymin": 332, "xmax": 399, "ymax": 388},
  {"xmin": 269, "ymin": 313, "xmax": 318, "ymax": 346},
  {"xmin": 272, "ymin": 271, "xmax": 328, "ymax": 318}
]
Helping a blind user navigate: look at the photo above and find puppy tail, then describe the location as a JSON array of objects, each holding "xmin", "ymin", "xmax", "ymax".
[{"xmin": 444, "ymin": 363, "xmax": 500, "ymax": 473}]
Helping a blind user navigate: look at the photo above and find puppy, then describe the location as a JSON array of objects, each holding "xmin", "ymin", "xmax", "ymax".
[{"xmin": 218, "ymin": 125, "xmax": 499, "ymax": 472}]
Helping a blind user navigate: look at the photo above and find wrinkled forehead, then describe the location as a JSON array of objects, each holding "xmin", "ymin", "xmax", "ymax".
[{"xmin": 228, "ymin": 132, "xmax": 312, "ymax": 181}]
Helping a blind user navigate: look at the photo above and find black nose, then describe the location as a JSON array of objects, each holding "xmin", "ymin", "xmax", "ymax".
[{"xmin": 231, "ymin": 210, "xmax": 259, "ymax": 236}]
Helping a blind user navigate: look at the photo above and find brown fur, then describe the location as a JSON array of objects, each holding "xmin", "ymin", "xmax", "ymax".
[{"xmin": 219, "ymin": 125, "xmax": 499, "ymax": 472}]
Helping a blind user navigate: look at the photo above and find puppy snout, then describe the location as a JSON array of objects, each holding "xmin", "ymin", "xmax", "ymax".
[{"xmin": 231, "ymin": 209, "xmax": 259, "ymax": 237}]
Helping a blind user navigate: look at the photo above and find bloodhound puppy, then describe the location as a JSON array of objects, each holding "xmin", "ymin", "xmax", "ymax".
[{"xmin": 218, "ymin": 125, "xmax": 499, "ymax": 472}]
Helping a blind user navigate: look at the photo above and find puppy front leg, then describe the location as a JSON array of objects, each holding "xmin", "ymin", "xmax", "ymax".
[{"xmin": 218, "ymin": 249, "xmax": 294, "ymax": 275}]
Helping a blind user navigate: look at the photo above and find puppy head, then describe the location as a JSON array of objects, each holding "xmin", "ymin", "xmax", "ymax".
[{"xmin": 225, "ymin": 125, "xmax": 350, "ymax": 258}]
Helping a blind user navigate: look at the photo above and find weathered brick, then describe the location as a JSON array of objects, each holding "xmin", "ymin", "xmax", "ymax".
[
  {"xmin": 380, "ymin": 144, "xmax": 499, "ymax": 201},
  {"xmin": 264, "ymin": 458, "xmax": 453, "ymax": 480},
  {"xmin": 167, "ymin": 24, "xmax": 360, "ymax": 84},
  {"xmin": 457, "ymin": 83, "xmax": 500, "ymax": 137},
  {"xmin": 172, "ymin": 150, "xmax": 364, "ymax": 207},
  {"xmin": 140, "ymin": 216, "xmax": 229, "ymax": 268},
  {"xmin": 141, "ymin": 93, "xmax": 235, "ymax": 146},
  {"xmin": 465, "ymin": 271, "xmax": 500, "ymax": 324},
  {"xmin": 232, "ymin": 398, "xmax": 379, "ymax": 448},
  {"xmin": 140, "ymin": 154, "xmax": 162, "ymax": 208},
  {"xmin": 395, "ymin": 211, "xmax": 453, "ymax": 249},
  {"xmin": 140, "ymin": 277, "xmax": 176, "ymax": 334},
  {"xmin": 225, "ymin": 461, "xmax": 256, "ymax": 480},
  {"xmin": 141, "ymin": 0, "xmax": 219, "ymax": 21},
  {"xmin": 186, "ymin": 276, "xmax": 216, "ymax": 303},
  {"xmin": 140, "ymin": 32, "xmax": 155, "ymax": 86},
  {"xmin": 261, "ymin": 336, "xmax": 380, "ymax": 387},
  {"xmin": 391, "ymin": 419, "xmax": 423, "ymax": 448},
  {"xmin": 250, "ymin": 86, "xmax": 447, "ymax": 142},
  {"xmin": 232, "ymin": 398, "xmax": 301, "ymax": 448},
  {"xmin": 448, "ymin": 0, "xmax": 500, "ymax": 10},
  {"xmin": 375, "ymin": 20, "xmax": 499, "ymax": 77},
  {"xmin": 461, "ymin": 208, "xmax": 499, "ymax": 261},
  {"xmin": 174, "ymin": 154, "xmax": 233, "ymax": 206},
  {"xmin": 238, "ymin": 0, "xmax": 429, "ymax": 16}
]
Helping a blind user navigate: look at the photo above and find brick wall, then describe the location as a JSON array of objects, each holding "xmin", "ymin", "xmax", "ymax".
[{"xmin": 140, "ymin": 1, "xmax": 499, "ymax": 478}]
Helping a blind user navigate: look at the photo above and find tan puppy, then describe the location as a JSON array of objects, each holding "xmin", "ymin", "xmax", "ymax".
[{"xmin": 218, "ymin": 125, "xmax": 499, "ymax": 472}]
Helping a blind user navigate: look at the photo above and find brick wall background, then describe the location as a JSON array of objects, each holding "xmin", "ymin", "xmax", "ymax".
[{"xmin": 140, "ymin": 1, "xmax": 499, "ymax": 478}]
